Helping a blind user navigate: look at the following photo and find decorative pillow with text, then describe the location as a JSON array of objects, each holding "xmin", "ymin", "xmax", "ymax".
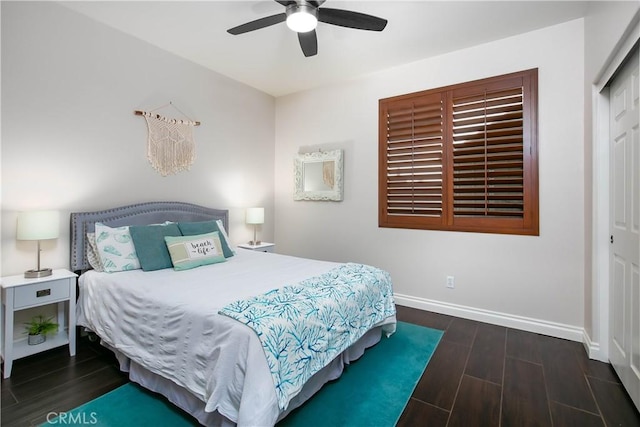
[
  {"xmin": 178, "ymin": 220, "xmax": 235, "ymax": 258},
  {"xmin": 164, "ymin": 232, "xmax": 227, "ymax": 271}
]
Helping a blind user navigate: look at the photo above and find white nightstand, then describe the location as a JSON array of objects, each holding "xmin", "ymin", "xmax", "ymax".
[
  {"xmin": 1, "ymin": 269, "xmax": 77, "ymax": 378},
  {"xmin": 237, "ymin": 242, "xmax": 275, "ymax": 253}
]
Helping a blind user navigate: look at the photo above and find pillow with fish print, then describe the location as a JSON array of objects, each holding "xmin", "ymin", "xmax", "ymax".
[{"xmin": 94, "ymin": 222, "xmax": 141, "ymax": 272}]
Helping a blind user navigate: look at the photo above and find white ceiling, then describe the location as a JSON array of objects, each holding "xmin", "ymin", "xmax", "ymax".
[{"xmin": 60, "ymin": 1, "xmax": 590, "ymax": 97}]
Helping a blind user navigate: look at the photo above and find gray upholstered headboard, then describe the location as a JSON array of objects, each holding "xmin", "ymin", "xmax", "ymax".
[{"xmin": 70, "ymin": 201, "xmax": 229, "ymax": 272}]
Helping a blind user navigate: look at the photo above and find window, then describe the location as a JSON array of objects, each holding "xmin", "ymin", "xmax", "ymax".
[{"xmin": 378, "ymin": 69, "xmax": 538, "ymax": 235}]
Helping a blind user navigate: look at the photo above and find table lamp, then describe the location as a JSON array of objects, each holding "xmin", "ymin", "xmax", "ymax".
[
  {"xmin": 246, "ymin": 207, "xmax": 264, "ymax": 245},
  {"xmin": 17, "ymin": 210, "xmax": 60, "ymax": 278}
]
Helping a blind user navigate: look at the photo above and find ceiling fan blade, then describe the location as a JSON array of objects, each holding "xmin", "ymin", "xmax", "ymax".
[
  {"xmin": 309, "ymin": 1, "xmax": 326, "ymax": 7},
  {"xmin": 227, "ymin": 13, "xmax": 286, "ymax": 35},
  {"xmin": 298, "ymin": 30, "xmax": 318, "ymax": 57},
  {"xmin": 318, "ymin": 8, "xmax": 387, "ymax": 31}
]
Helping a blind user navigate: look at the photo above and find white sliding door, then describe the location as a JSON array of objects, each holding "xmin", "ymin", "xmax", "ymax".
[{"xmin": 609, "ymin": 46, "xmax": 640, "ymax": 411}]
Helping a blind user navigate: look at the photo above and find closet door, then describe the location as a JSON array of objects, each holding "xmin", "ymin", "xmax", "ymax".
[{"xmin": 609, "ymin": 47, "xmax": 640, "ymax": 411}]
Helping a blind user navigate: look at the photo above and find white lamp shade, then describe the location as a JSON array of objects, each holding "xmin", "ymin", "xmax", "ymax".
[
  {"xmin": 246, "ymin": 207, "xmax": 265, "ymax": 225},
  {"xmin": 17, "ymin": 210, "xmax": 60, "ymax": 241}
]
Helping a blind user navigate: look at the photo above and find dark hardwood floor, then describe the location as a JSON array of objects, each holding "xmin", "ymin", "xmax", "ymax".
[
  {"xmin": 1, "ymin": 336, "xmax": 128, "ymax": 427},
  {"xmin": 2, "ymin": 306, "xmax": 639, "ymax": 426},
  {"xmin": 395, "ymin": 306, "xmax": 640, "ymax": 427}
]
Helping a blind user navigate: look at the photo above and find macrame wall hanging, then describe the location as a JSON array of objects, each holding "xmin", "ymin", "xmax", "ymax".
[{"xmin": 134, "ymin": 102, "xmax": 200, "ymax": 177}]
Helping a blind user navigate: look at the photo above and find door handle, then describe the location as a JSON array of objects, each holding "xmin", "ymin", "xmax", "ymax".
[{"xmin": 611, "ymin": 235, "xmax": 614, "ymax": 244}]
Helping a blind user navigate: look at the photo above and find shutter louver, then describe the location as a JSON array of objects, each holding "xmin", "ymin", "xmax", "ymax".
[
  {"xmin": 383, "ymin": 95, "xmax": 444, "ymax": 219},
  {"xmin": 452, "ymin": 86, "xmax": 524, "ymax": 218}
]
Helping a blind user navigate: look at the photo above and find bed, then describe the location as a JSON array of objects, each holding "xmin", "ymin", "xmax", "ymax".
[{"xmin": 71, "ymin": 201, "xmax": 396, "ymax": 426}]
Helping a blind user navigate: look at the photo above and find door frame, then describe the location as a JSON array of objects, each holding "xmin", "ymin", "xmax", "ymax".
[{"xmin": 592, "ymin": 15, "xmax": 640, "ymax": 362}]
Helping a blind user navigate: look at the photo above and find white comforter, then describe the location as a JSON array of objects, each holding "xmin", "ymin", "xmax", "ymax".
[{"xmin": 76, "ymin": 249, "xmax": 395, "ymax": 426}]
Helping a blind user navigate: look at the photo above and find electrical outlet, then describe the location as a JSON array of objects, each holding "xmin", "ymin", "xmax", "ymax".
[{"xmin": 446, "ymin": 276, "xmax": 455, "ymax": 289}]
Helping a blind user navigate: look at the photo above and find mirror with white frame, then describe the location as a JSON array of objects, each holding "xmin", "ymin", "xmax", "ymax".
[{"xmin": 294, "ymin": 149, "xmax": 343, "ymax": 201}]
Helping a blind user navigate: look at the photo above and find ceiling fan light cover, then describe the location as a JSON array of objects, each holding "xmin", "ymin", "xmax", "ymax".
[{"xmin": 286, "ymin": 5, "xmax": 318, "ymax": 33}]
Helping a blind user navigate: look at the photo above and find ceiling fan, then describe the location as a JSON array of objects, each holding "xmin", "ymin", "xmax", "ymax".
[{"xmin": 227, "ymin": 0, "xmax": 388, "ymax": 57}]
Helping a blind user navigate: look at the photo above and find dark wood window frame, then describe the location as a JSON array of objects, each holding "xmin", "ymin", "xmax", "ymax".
[{"xmin": 378, "ymin": 69, "xmax": 539, "ymax": 236}]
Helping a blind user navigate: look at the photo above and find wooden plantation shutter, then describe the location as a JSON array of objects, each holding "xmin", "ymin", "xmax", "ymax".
[
  {"xmin": 379, "ymin": 69, "xmax": 538, "ymax": 235},
  {"xmin": 381, "ymin": 93, "xmax": 445, "ymax": 226}
]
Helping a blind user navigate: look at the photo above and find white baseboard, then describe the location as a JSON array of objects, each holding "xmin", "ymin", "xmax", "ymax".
[
  {"xmin": 394, "ymin": 293, "xmax": 586, "ymax": 343},
  {"xmin": 583, "ymin": 330, "xmax": 608, "ymax": 362}
]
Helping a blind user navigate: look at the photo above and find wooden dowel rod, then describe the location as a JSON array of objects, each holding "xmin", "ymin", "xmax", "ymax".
[{"xmin": 133, "ymin": 110, "xmax": 200, "ymax": 126}]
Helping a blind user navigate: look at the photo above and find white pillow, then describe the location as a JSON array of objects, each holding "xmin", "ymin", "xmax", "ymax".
[
  {"xmin": 94, "ymin": 222, "xmax": 141, "ymax": 272},
  {"xmin": 216, "ymin": 219, "xmax": 235, "ymax": 255}
]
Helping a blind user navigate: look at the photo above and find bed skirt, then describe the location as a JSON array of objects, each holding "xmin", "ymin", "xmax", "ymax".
[{"xmin": 104, "ymin": 325, "xmax": 386, "ymax": 427}]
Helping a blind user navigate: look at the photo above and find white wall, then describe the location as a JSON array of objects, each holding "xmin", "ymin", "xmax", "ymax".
[
  {"xmin": 275, "ymin": 19, "xmax": 586, "ymax": 336},
  {"xmin": 1, "ymin": 1, "xmax": 276, "ymax": 278}
]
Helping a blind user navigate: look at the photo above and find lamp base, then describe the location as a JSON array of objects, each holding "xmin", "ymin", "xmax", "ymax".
[
  {"xmin": 24, "ymin": 268, "xmax": 52, "ymax": 279},
  {"xmin": 248, "ymin": 240, "xmax": 262, "ymax": 246}
]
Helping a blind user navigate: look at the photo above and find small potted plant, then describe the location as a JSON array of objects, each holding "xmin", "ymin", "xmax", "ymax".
[{"xmin": 24, "ymin": 315, "xmax": 58, "ymax": 345}]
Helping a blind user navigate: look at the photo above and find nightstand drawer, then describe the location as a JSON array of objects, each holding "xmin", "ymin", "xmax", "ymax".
[{"xmin": 13, "ymin": 279, "xmax": 70, "ymax": 309}]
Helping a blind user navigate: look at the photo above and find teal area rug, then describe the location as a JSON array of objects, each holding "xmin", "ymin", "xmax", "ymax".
[
  {"xmin": 42, "ymin": 382, "xmax": 197, "ymax": 426},
  {"xmin": 279, "ymin": 321, "xmax": 443, "ymax": 427},
  {"xmin": 43, "ymin": 322, "xmax": 442, "ymax": 427}
]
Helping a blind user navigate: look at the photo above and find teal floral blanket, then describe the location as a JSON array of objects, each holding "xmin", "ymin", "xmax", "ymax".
[{"xmin": 219, "ymin": 263, "xmax": 396, "ymax": 410}]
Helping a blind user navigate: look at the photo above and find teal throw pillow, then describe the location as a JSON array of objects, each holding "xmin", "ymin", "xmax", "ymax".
[{"xmin": 129, "ymin": 223, "xmax": 182, "ymax": 271}]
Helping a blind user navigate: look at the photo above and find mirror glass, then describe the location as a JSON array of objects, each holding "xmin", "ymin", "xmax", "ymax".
[
  {"xmin": 294, "ymin": 150, "xmax": 343, "ymax": 201},
  {"xmin": 303, "ymin": 161, "xmax": 334, "ymax": 191}
]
